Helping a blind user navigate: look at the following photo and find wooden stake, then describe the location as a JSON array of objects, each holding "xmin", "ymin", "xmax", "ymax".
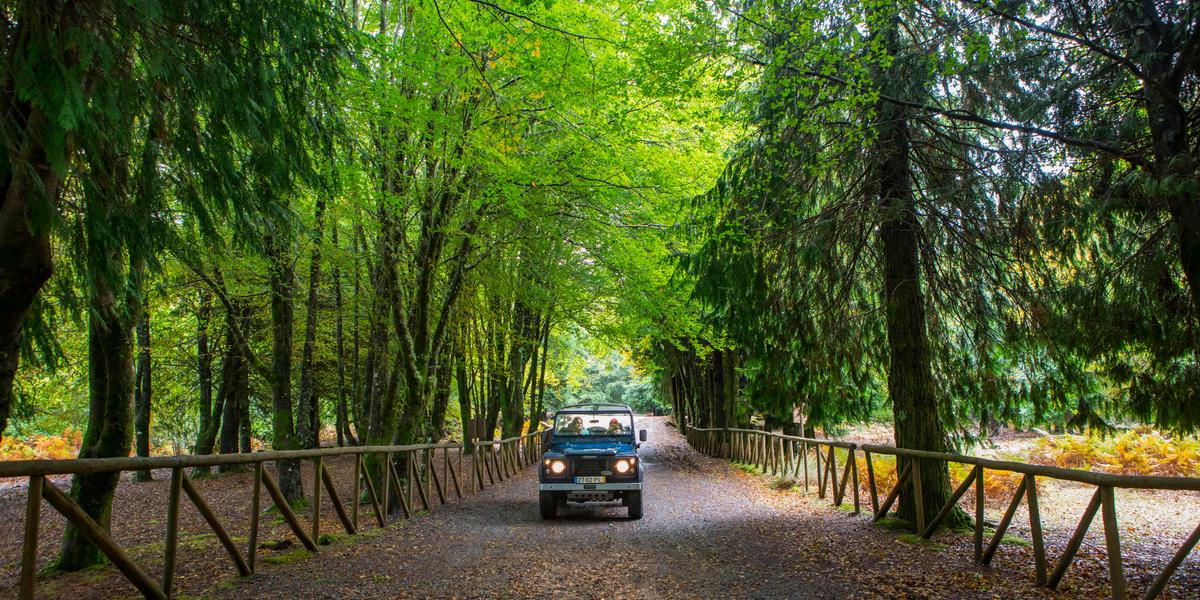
[
  {"xmin": 982, "ymin": 477, "xmax": 1027, "ymax": 565},
  {"xmin": 161, "ymin": 468, "xmax": 183, "ymax": 595},
  {"xmin": 19, "ymin": 476, "xmax": 43, "ymax": 600},
  {"xmin": 803, "ymin": 441, "xmax": 810, "ymax": 492},
  {"xmin": 311, "ymin": 457, "xmax": 322, "ymax": 544},
  {"xmin": 249, "ymin": 462, "xmax": 262, "ymax": 573},
  {"xmin": 1144, "ymin": 518, "xmax": 1200, "ymax": 599},
  {"xmin": 389, "ymin": 460, "xmax": 411, "ymax": 519},
  {"xmin": 430, "ymin": 450, "xmax": 447, "ymax": 505},
  {"xmin": 912, "ymin": 458, "xmax": 925, "ymax": 535},
  {"xmin": 261, "ymin": 467, "xmax": 318, "ymax": 552},
  {"xmin": 352, "ymin": 454, "xmax": 361, "ymax": 531},
  {"xmin": 876, "ymin": 460, "xmax": 912, "ymax": 521},
  {"xmin": 382, "ymin": 452, "xmax": 392, "ymax": 517},
  {"xmin": 1047, "ymin": 487, "xmax": 1100, "ymax": 589},
  {"xmin": 41, "ymin": 482, "xmax": 167, "ymax": 600},
  {"xmin": 865, "ymin": 451, "xmax": 879, "ymax": 516},
  {"xmin": 974, "ymin": 467, "xmax": 984, "ymax": 562},
  {"xmin": 360, "ymin": 456, "xmax": 385, "ymax": 528},
  {"xmin": 182, "ymin": 475, "xmax": 251, "ymax": 575},
  {"xmin": 411, "ymin": 452, "xmax": 431, "ymax": 511},
  {"xmin": 923, "ymin": 465, "xmax": 976, "ymax": 538},
  {"xmin": 1025, "ymin": 474, "xmax": 1047, "ymax": 585},
  {"xmin": 849, "ymin": 449, "xmax": 860, "ymax": 514},
  {"xmin": 320, "ymin": 461, "xmax": 356, "ymax": 534},
  {"xmin": 1100, "ymin": 486, "xmax": 1127, "ymax": 600},
  {"xmin": 447, "ymin": 449, "xmax": 463, "ymax": 499}
]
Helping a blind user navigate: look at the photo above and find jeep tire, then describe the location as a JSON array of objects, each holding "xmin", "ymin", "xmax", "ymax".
[
  {"xmin": 539, "ymin": 491, "xmax": 557, "ymax": 519},
  {"xmin": 626, "ymin": 490, "xmax": 643, "ymax": 520}
]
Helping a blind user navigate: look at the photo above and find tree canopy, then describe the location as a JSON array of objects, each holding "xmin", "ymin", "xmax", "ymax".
[{"xmin": 1, "ymin": 0, "xmax": 1198, "ymax": 558}]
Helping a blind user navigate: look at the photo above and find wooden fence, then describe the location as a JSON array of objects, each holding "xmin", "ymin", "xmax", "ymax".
[
  {"xmin": 2, "ymin": 429, "xmax": 547, "ymax": 600},
  {"xmin": 683, "ymin": 423, "xmax": 1200, "ymax": 600}
]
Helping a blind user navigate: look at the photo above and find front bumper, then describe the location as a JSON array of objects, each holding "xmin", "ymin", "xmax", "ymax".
[{"xmin": 539, "ymin": 482, "xmax": 643, "ymax": 491}]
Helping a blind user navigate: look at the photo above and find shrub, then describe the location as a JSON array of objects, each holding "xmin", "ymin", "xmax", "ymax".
[
  {"xmin": 0, "ymin": 429, "xmax": 82, "ymax": 461},
  {"xmin": 857, "ymin": 455, "xmax": 1027, "ymax": 508},
  {"xmin": 1029, "ymin": 430, "xmax": 1200, "ymax": 477}
]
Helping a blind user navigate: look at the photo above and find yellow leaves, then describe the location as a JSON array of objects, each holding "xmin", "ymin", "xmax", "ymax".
[
  {"xmin": 856, "ymin": 455, "xmax": 1026, "ymax": 505},
  {"xmin": 531, "ymin": 38, "xmax": 541, "ymax": 58},
  {"xmin": 1029, "ymin": 429, "xmax": 1200, "ymax": 477},
  {"xmin": 0, "ymin": 429, "xmax": 82, "ymax": 461}
]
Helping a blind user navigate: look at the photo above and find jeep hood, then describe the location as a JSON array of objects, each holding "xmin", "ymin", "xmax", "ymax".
[{"xmin": 547, "ymin": 440, "xmax": 636, "ymax": 456}]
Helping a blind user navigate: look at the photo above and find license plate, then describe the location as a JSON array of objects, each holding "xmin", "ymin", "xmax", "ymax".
[{"xmin": 575, "ymin": 476, "xmax": 605, "ymax": 484}]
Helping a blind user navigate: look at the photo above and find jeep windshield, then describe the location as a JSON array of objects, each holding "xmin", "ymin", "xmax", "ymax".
[{"xmin": 553, "ymin": 411, "xmax": 633, "ymax": 437}]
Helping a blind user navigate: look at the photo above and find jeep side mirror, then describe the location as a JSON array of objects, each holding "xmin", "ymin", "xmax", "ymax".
[{"xmin": 639, "ymin": 429, "xmax": 648, "ymax": 442}]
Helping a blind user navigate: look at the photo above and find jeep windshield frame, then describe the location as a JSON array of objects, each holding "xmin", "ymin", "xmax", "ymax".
[{"xmin": 552, "ymin": 410, "xmax": 634, "ymax": 438}]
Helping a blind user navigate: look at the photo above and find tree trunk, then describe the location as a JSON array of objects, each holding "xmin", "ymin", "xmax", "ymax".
[
  {"xmin": 455, "ymin": 345, "xmax": 471, "ymax": 450},
  {"xmin": 133, "ymin": 310, "xmax": 152, "ymax": 481},
  {"xmin": 297, "ymin": 199, "xmax": 326, "ymax": 448},
  {"xmin": 267, "ymin": 233, "xmax": 304, "ymax": 504},
  {"xmin": 430, "ymin": 344, "xmax": 453, "ymax": 440},
  {"xmin": 332, "ymin": 225, "xmax": 356, "ymax": 446},
  {"xmin": 874, "ymin": 15, "xmax": 961, "ymax": 529},
  {"xmin": 217, "ymin": 302, "xmax": 251, "ymax": 469},
  {"xmin": 193, "ymin": 291, "xmax": 216, "ymax": 461},
  {"xmin": 56, "ymin": 268, "xmax": 138, "ymax": 570},
  {"xmin": 0, "ymin": 103, "xmax": 59, "ymax": 436}
]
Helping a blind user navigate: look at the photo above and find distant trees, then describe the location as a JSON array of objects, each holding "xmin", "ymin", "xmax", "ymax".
[
  {"xmin": 670, "ymin": 0, "xmax": 1200, "ymax": 533},
  {"xmin": 1, "ymin": 0, "xmax": 720, "ymax": 572}
]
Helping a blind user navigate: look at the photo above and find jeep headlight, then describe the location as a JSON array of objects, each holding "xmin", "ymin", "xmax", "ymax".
[
  {"xmin": 545, "ymin": 459, "xmax": 566, "ymax": 475},
  {"xmin": 614, "ymin": 458, "xmax": 635, "ymax": 474}
]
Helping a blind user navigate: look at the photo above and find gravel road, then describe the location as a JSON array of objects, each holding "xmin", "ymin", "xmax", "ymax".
[
  {"xmin": 5, "ymin": 417, "xmax": 1194, "ymax": 599},
  {"xmin": 209, "ymin": 417, "xmax": 1139, "ymax": 600}
]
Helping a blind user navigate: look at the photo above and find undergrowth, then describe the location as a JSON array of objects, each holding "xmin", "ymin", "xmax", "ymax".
[{"xmin": 1028, "ymin": 429, "xmax": 1200, "ymax": 476}]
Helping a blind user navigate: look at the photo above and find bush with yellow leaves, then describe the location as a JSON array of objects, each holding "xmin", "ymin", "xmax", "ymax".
[
  {"xmin": 1028, "ymin": 429, "xmax": 1200, "ymax": 477},
  {"xmin": 0, "ymin": 429, "xmax": 82, "ymax": 461},
  {"xmin": 856, "ymin": 454, "xmax": 1028, "ymax": 508}
]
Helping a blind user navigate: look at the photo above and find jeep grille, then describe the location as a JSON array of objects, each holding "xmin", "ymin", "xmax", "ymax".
[{"xmin": 573, "ymin": 458, "xmax": 606, "ymax": 476}]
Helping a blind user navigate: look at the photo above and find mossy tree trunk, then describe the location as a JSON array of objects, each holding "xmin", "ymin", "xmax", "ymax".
[
  {"xmin": 57, "ymin": 259, "xmax": 140, "ymax": 570},
  {"xmin": 873, "ymin": 10, "xmax": 965, "ymax": 531},
  {"xmin": 132, "ymin": 310, "xmax": 152, "ymax": 481},
  {"xmin": 267, "ymin": 233, "xmax": 304, "ymax": 504}
]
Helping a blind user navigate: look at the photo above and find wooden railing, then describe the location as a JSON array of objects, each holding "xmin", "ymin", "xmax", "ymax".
[
  {"xmin": 2, "ymin": 429, "xmax": 546, "ymax": 600},
  {"xmin": 682, "ymin": 422, "xmax": 1200, "ymax": 600}
]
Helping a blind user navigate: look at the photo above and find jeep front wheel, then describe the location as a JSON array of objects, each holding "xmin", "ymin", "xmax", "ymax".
[
  {"xmin": 539, "ymin": 491, "xmax": 557, "ymax": 519},
  {"xmin": 626, "ymin": 491, "xmax": 643, "ymax": 520}
]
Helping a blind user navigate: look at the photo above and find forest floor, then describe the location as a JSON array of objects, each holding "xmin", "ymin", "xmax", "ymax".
[{"xmin": 1, "ymin": 417, "xmax": 1197, "ymax": 599}]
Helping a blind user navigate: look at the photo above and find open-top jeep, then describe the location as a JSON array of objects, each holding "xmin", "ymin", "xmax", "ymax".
[{"xmin": 538, "ymin": 403, "xmax": 647, "ymax": 519}]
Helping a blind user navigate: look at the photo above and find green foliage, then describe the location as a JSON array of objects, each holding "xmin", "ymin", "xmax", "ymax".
[{"xmin": 545, "ymin": 327, "xmax": 668, "ymax": 414}]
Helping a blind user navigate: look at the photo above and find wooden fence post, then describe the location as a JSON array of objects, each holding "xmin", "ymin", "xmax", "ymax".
[
  {"xmin": 40, "ymin": 482, "xmax": 167, "ymax": 600},
  {"xmin": 249, "ymin": 462, "xmax": 263, "ymax": 572},
  {"xmin": 1100, "ymin": 486, "xmax": 1127, "ymax": 600},
  {"xmin": 312, "ymin": 457, "xmax": 323, "ymax": 544},
  {"xmin": 19, "ymin": 475, "xmax": 43, "ymax": 600},
  {"xmin": 161, "ymin": 468, "xmax": 183, "ymax": 595}
]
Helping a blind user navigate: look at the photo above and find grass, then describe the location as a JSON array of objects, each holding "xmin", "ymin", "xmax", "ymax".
[
  {"xmin": 897, "ymin": 533, "xmax": 948, "ymax": 551},
  {"xmin": 262, "ymin": 549, "xmax": 312, "ymax": 565},
  {"xmin": 874, "ymin": 517, "xmax": 914, "ymax": 531},
  {"xmin": 1000, "ymin": 534, "xmax": 1030, "ymax": 547},
  {"xmin": 731, "ymin": 461, "xmax": 765, "ymax": 475},
  {"xmin": 769, "ymin": 477, "xmax": 797, "ymax": 490}
]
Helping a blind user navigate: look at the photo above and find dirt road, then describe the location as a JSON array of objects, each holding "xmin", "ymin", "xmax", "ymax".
[
  {"xmin": 5, "ymin": 417, "xmax": 1194, "ymax": 599},
  {"xmin": 208, "ymin": 417, "xmax": 1138, "ymax": 599}
]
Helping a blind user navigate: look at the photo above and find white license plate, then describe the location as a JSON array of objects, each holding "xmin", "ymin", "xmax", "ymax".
[{"xmin": 575, "ymin": 476, "xmax": 605, "ymax": 484}]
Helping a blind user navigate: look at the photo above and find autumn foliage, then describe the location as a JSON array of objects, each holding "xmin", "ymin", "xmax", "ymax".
[
  {"xmin": 0, "ymin": 429, "xmax": 82, "ymax": 461},
  {"xmin": 857, "ymin": 454, "xmax": 1026, "ymax": 507},
  {"xmin": 1028, "ymin": 429, "xmax": 1200, "ymax": 477}
]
